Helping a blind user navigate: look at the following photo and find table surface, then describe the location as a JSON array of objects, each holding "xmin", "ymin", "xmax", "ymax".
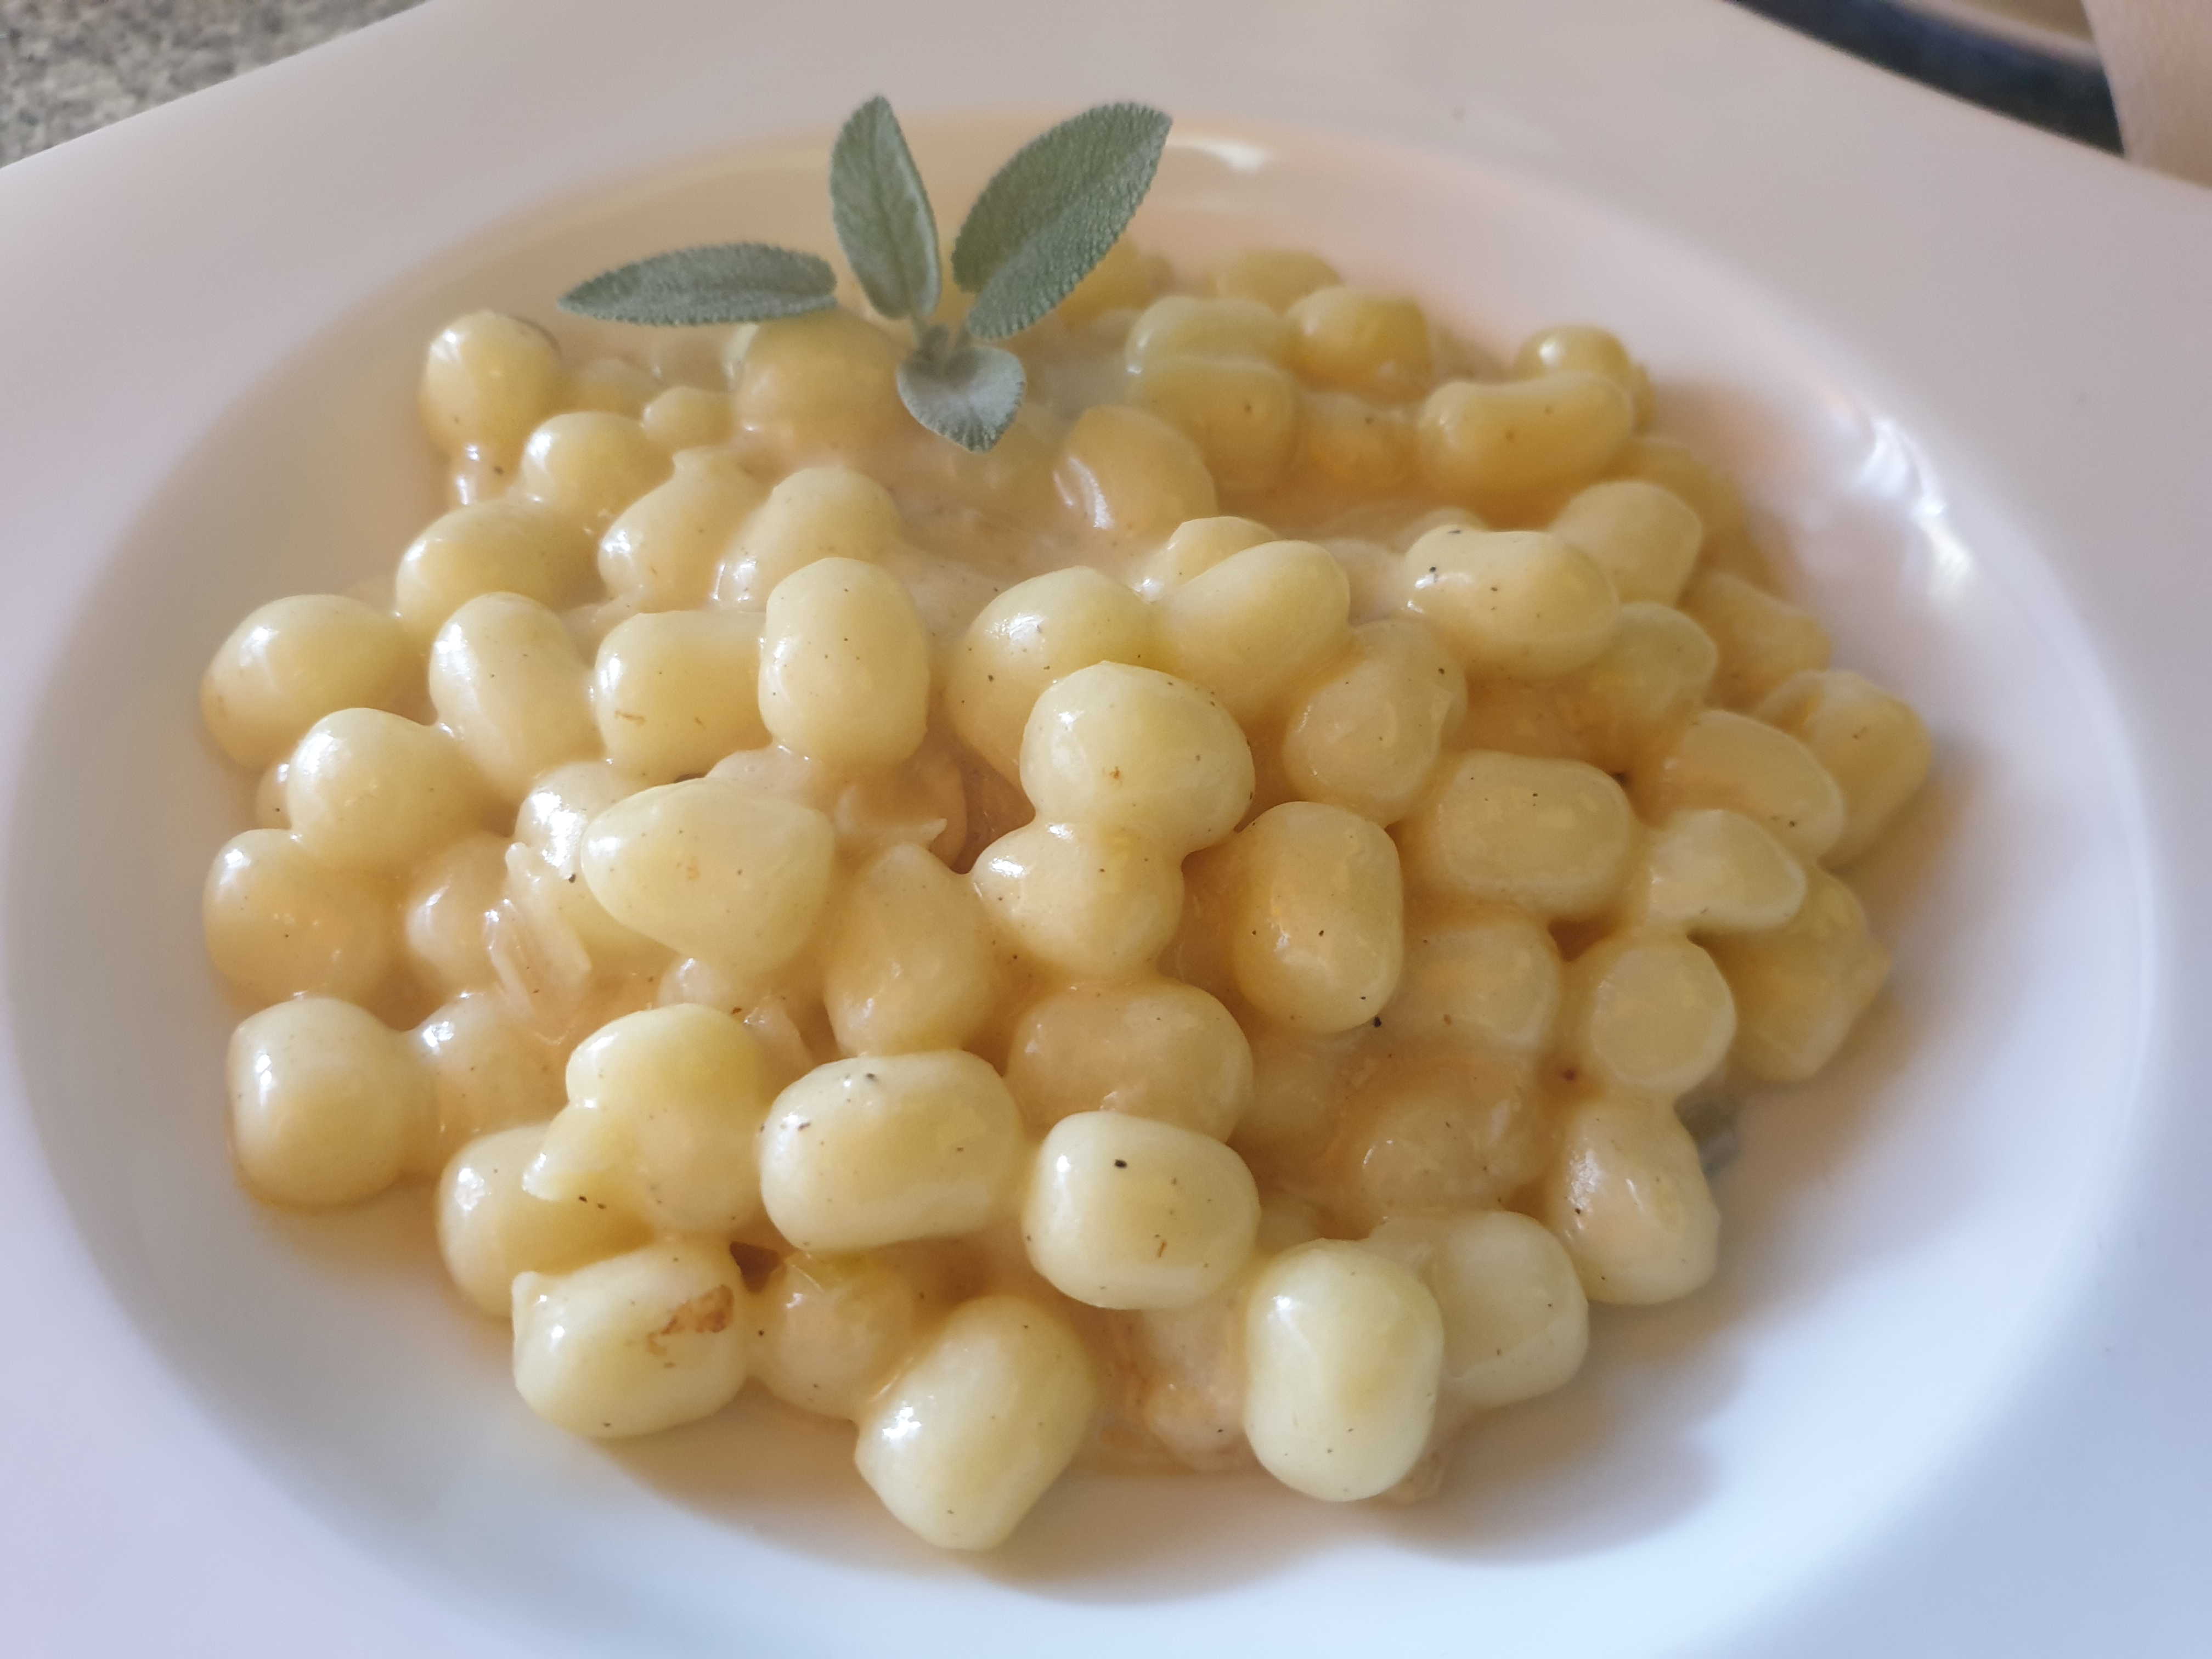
[
  {"xmin": 1, "ymin": 0, "xmax": 422, "ymax": 167},
  {"xmin": 0, "ymin": 0, "xmax": 2120, "ymax": 173}
]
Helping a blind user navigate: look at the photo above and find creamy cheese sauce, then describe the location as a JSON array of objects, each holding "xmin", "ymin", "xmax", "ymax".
[{"xmin": 199, "ymin": 239, "xmax": 1928, "ymax": 1549}]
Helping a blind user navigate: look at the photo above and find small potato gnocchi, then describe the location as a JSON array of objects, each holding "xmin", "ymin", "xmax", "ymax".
[
  {"xmin": 512, "ymin": 1235, "xmax": 750, "ymax": 1437},
  {"xmin": 1405, "ymin": 527, "xmax": 1619, "ymax": 679},
  {"xmin": 969, "ymin": 818, "xmax": 1186, "ymax": 981},
  {"xmin": 754, "ymin": 1251, "xmax": 924, "ymax": 1420},
  {"xmin": 526, "ymin": 1004, "xmax": 776, "ymax": 1234},
  {"xmin": 399, "ymin": 500, "xmax": 595, "ymax": 644},
  {"xmin": 1244, "ymin": 1241, "xmax": 1443, "ymax": 1500},
  {"xmin": 855, "ymin": 1295, "xmax": 1096, "ymax": 1550},
  {"xmin": 758, "ymin": 1053, "xmax": 1026, "ymax": 1252},
  {"xmin": 1369, "ymin": 1210, "xmax": 1588, "ymax": 1422},
  {"xmin": 1024, "ymin": 1111, "xmax": 1261, "ymax": 1308},
  {"xmin": 201, "ymin": 594, "xmax": 420, "ymax": 765},
  {"xmin": 1019, "ymin": 661, "xmax": 1252, "ymax": 853},
  {"xmin": 1226, "ymin": 802, "xmax": 1406, "ymax": 1032},
  {"xmin": 1160, "ymin": 538, "xmax": 1352, "ymax": 725},
  {"xmin": 201, "ymin": 233, "xmax": 1919, "ymax": 1554},
  {"xmin": 228, "ymin": 997, "xmax": 430, "ymax": 1209},
  {"xmin": 1398, "ymin": 751, "xmax": 1639, "ymax": 918},
  {"xmin": 1538, "ymin": 1093, "xmax": 1720, "ymax": 1305},
  {"xmin": 581, "ymin": 777, "xmax": 835, "ymax": 976},
  {"xmin": 438, "ymin": 1124, "xmax": 650, "ymax": 1316},
  {"xmin": 1003, "ymin": 976, "xmax": 1252, "ymax": 1139},
  {"xmin": 593, "ymin": 609, "xmax": 768, "ymax": 782}
]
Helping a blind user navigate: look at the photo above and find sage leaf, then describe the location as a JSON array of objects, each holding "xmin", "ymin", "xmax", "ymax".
[
  {"xmin": 896, "ymin": 341, "xmax": 1026, "ymax": 453},
  {"xmin": 560, "ymin": 98, "xmax": 1175, "ymax": 457},
  {"xmin": 560, "ymin": 243, "xmax": 836, "ymax": 326},
  {"xmin": 830, "ymin": 95, "xmax": 943, "ymax": 324},
  {"xmin": 951, "ymin": 102, "xmax": 1170, "ymax": 341}
]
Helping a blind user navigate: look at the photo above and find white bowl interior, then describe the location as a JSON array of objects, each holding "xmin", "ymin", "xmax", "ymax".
[{"xmin": 3, "ymin": 116, "xmax": 2152, "ymax": 1657}]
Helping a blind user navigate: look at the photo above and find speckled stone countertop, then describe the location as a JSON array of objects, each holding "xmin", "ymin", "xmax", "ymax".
[
  {"xmin": 1, "ymin": 0, "xmax": 423, "ymax": 167},
  {"xmin": 0, "ymin": 0, "xmax": 2119, "ymax": 174}
]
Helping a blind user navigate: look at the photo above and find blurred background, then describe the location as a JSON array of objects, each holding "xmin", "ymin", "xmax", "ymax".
[
  {"xmin": 1733, "ymin": 0, "xmax": 2117, "ymax": 148},
  {"xmin": 0, "ymin": 0, "xmax": 2136, "ymax": 170}
]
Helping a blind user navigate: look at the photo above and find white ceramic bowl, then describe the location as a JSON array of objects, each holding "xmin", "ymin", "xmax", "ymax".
[{"xmin": 3, "ymin": 3, "xmax": 2207, "ymax": 1655}]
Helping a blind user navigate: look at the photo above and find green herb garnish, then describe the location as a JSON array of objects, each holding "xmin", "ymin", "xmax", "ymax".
[
  {"xmin": 560, "ymin": 97, "xmax": 1171, "ymax": 453},
  {"xmin": 558, "ymin": 244, "xmax": 838, "ymax": 327}
]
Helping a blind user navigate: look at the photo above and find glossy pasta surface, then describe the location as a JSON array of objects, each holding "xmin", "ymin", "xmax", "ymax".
[{"xmin": 202, "ymin": 244, "xmax": 1927, "ymax": 1549}]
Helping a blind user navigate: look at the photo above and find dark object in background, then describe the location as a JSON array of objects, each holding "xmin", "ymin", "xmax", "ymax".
[{"xmin": 1731, "ymin": 0, "xmax": 2121, "ymax": 150}]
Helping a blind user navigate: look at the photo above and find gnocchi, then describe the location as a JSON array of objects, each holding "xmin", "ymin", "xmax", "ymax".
[{"xmin": 200, "ymin": 236, "xmax": 1920, "ymax": 1552}]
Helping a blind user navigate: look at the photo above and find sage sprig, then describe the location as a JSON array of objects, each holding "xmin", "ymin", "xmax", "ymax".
[
  {"xmin": 951, "ymin": 102, "xmax": 1174, "ymax": 342},
  {"xmin": 559, "ymin": 244, "xmax": 837, "ymax": 328},
  {"xmin": 560, "ymin": 97, "xmax": 1171, "ymax": 453},
  {"xmin": 830, "ymin": 95, "xmax": 943, "ymax": 329}
]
